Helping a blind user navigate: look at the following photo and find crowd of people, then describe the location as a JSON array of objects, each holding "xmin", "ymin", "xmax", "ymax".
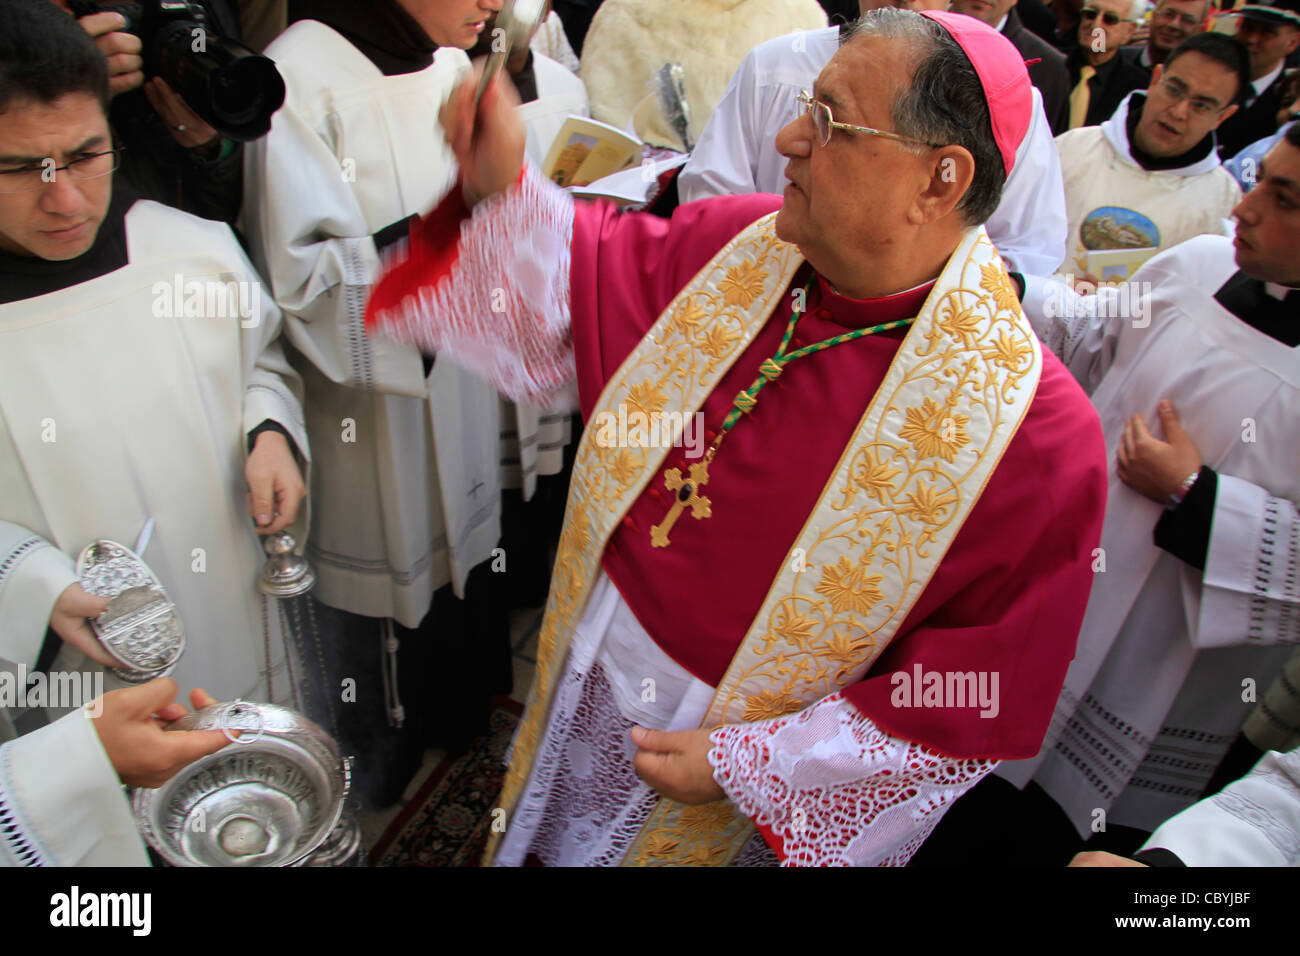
[{"xmin": 0, "ymin": 0, "xmax": 1296, "ymax": 868}]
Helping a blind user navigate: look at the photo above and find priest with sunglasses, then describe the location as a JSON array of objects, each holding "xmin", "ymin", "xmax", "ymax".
[{"xmin": 366, "ymin": 8, "xmax": 1108, "ymax": 867}]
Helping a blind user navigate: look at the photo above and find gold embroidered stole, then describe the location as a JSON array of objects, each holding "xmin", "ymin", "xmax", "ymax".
[{"xmin": 484, "ymin": 217, "xmax": 1042, "ymax": 867}]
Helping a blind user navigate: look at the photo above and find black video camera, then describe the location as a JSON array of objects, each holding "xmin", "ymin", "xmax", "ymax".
[{"xmin": 69, "ymin": 0, "xmax": 285, "ymax": 141}]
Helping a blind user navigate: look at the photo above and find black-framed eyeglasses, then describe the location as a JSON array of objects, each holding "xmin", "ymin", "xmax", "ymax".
[
  {"xmin": 796, "ymin": 90, "xmax": 941, "ymax": 149},
  {"xmin": 1080, "ymin": 6, "xmax": 1132, "ymax": 26},
  {"xmin": 0, "ymin": 146, "xmax": 123, "ymax": 195},
  {"xmin": 1157, "ymin": 77, "xmax": 1229, "ymax": 116}
]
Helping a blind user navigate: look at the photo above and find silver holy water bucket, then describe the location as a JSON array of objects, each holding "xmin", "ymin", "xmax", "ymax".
[
  {"xmin": 133, "ymin": 701, "xmax": 352, "ymax": 867},
  {"xmin": 76, "ymin": 539, "xmax": 185, "ymax": 684}
]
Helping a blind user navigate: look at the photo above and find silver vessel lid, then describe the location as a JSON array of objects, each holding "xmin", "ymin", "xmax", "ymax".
[{"xmin": 76, "ymin": 539, "xmax": 185, "ymax": 683}]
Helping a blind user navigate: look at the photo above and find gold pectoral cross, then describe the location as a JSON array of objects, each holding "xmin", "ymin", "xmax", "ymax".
[{"xmin": 650, "ymin": 460, "xmax": 712, "ymax": 548}]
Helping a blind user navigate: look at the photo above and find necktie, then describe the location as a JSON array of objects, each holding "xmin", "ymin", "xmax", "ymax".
[{"xmin": 1069, "ymin": 65, "xmax": 1096, "ymax": 129}]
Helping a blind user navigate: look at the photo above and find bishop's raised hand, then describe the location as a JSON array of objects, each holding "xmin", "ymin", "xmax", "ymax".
[{"xmin": 440, "ymin": 64, "xmax": 526, "ymax": 207}]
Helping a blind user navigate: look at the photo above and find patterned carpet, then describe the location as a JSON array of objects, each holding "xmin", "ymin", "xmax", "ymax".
[{"xmin": 368, "ymin": 698, "xmax": 522, "ymax": 867}]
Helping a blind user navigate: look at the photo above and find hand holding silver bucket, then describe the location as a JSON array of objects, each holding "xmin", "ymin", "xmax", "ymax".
[{"xmin": 133, "ymin": 701, "xmax": 353, "ymax": 866}]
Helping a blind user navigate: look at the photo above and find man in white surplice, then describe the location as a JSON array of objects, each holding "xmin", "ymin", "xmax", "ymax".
[
  {"xmin": 677, "ymin": 0, "xmax": 1069, "ymax": 277},
  {"xmin": 242, "ymin": 0, "xmax": 505, "ymax": 627},
  {"xmin": 0, "ymin": 1, "xmax": 307, "ymax": 864},
  {"xmin": 991, "ymin": 124, "xmax": 1300, "ymax": 853}
]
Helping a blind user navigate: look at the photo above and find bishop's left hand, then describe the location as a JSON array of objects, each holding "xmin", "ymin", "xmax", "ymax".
[
  {"xmin": 630, "ymin": 726, "xmax": 725, "ymax": 805},
  {"xmin": 1116, "ymin": 400, "xmax": 1202, "ymax": 505},
  {"xmin": 245, "ymin": 431, "xmax": 306, "ymax": 535}
]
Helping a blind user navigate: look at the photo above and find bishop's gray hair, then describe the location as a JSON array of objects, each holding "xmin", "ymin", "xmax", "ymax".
[{"xmin": 842, "ymin": 8, "xmax": 1006, "ymax": 226}]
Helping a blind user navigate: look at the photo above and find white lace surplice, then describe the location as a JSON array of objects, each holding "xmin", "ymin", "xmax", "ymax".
[{"xmin": 495, "ymin": 572, "xmax": 997, "ymax": 867}]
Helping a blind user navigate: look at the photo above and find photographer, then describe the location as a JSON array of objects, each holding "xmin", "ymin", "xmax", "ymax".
[{"xmin": 54, "ymin": 0, "xmax": 247, "ymax": 223}]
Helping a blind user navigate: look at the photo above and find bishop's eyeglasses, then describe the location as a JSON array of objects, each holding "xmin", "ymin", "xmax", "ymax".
[
  {"xmin": 796, "ymin": 90, "xmax": 940, "ymax": 149},
  {"xmin": 0, "ymin": 146, "xmax": 123, "ymax": 194}
]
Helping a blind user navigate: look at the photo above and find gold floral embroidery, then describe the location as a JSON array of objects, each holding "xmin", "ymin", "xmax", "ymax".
[
  {"xmin": 718, "ymin": 259, "xmax": 768, "ymax": 308},
  {"xmin": 625, "ymin": 380, "xmax": 668, "ymax": 420},
  {"xmin": 937, "ymin": 301, "xmax": 983, "ymax": 348},
  {"xmin": 899, "ymin": 397, "xmax": 971, "ymax": 463},
  {"xmin": 815, "ymin": 555, "xmax": 886, "ymax": 616},
  {"xmin": 609, "ymin": 449, "xmax": 638, "ymax": 488},
  {"xmin": 824, "ymin": 628, "xmax": 872, "ymax": 665},
  {"xmin": 680, "ymin": 803, "xmax": 734, "ymax": 834},
  {"xmin": 771, "ymin": 610, "xmax": 817, "ymax": 650},
  {"xmin": 742, "ymin": 689, "xmax": 804, "ymax": 721},
  {"xmin": 980, "ymin": 261, "xmax": 1020, "ymax": 315},
  {"xmin": 642, "ymin": 833, "xmax": 683, "ymax": 858},
  {"xmin": 852, "ymin": 448, "xmax": 901, "ymax": 501},
  {"xmin": 983, "ymin": 328, "xmax": 1033, "ymax": 374},
  {"xmin": 699, "ymin": 323, "xmax": 742, "ymax": 359},
  {"xmin": 670, "ymin": 298, "xmax": 709, "ymax": 336},
  {"xmin": 902, "ymin": 479, "xmax": 959, "ymax": 526}
]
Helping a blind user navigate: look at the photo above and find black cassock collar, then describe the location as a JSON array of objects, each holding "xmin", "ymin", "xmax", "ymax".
[
  {"xmin": 1214, "ymin": 270, "xmax": 1300, "ymax": 348},
  {"xmin": 288, "ymin": 0, "xmax": 439, "ymax": 76},
  {"xmin": 0, "ymin": 184, "xmax": 134, "ymax": 306}
]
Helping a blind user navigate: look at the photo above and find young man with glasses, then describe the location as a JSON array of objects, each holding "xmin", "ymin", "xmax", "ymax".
[
  {"xmin": 1064, "ymin": 0, "xmax": 1151, "ymax": 127},
  {"xmin": 0, "ymin": 0, "xmax": 309, "ymax": 863},
  {"xmin": 364, "ymin": 9, "xmax": 1107, "ymax": 867},
  {"xmin": 1216, "ymin": 0, "xmax": 1300, "ymax": 157},
  {"xmin": 1053, "ymin": 33, "xmax": 1248, "ymax": 281}
]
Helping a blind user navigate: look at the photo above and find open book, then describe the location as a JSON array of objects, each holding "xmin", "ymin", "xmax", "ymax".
[{"xmin": 541, "ymin": 115, "xmax": 642, "ymax": 188}]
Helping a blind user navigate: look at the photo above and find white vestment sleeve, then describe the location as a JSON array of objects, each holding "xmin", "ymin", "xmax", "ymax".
[
  {"xmin": 236, "ymin": 232, "xmax": 311, "ymax": 458},
  {"xmin": 1195, "ymin": 474, "xmax": 1300, "ymax": 648},
  {"xmin": 0, "ymin": 522, "xmax": 76, "ymax": 671},
  {"xmin": 369, "ymin": 163, "xmax": 579, "ymax": 409},
  {"xmin": 1140, "ymin": 747, "xmax": 1300, "ymax": 866},
  {"xmin": 242, "ymin": 97, "xmax": 428, "ymax": 399},
  {"xmin": 0, "ymin": 708, "xmax": 149, "ymax": 866},
  {"xmin": 677, "ymin": 47, "xmax": 781, "ymax": 203},
  {"xmin": 1020, "ymin": 274, "xmax": 1134, "ymax": 393},
  {"xmin": 708, "ymin": 692, "xmax": 996, "ymax": 866},
  {"xmin": 985, "ymin": 90, "xmax": 1067, "ymax": 277}
]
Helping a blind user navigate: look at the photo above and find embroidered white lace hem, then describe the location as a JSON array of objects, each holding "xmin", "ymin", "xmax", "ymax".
[
  {"xmin": 493, "ymin": 571, "xmax": 995, "ymax": 866},
  {"xmin": 709, "ymin": 693, "xmax": 998, "ymax": 866}
]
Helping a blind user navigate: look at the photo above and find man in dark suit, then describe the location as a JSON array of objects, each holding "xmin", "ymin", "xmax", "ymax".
[
  {"xmin": 951, "ymin": 0, "xmax": 1072, "ymax": 132},
  {"xmin": 1062, "ymin": 0, "xmax": 1151, "ymax": 127},
  {"xmin": 1216, "ymin": 0, "xmax": 1300, "ymax": 158}
]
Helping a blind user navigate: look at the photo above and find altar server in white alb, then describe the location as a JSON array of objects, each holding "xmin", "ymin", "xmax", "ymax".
[
  {"xmin": 1053, "ymin": 33, "xmax": 1247, "ymax": 283},
  {"xmin": 244, "ymin": 0, "xmax": 505, "ymax": 624},
  {"xmin": 678, "ymin": 0, "xmax": 1070, "ymax": 277},
  {"xmin": 0, "ymin": 1, "xmax": 306, "ymax": 863},
  {"xmin": 993, "ymin": 122, "xmax": 1300, "ymax": 856}
]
